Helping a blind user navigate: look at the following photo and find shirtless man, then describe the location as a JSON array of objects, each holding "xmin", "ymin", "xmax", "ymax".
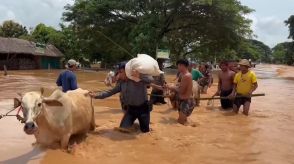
[
  {"xmin": 214, "ymin": 61, "xmax": 235, "ymax": 110},
  {"xmin": 166, "ymin": 59, "xmax": 195, "ymax": 125}
]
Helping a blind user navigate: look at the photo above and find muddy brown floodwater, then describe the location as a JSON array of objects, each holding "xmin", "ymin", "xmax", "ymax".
[{"xmin": 0, "ymin": 64, "xmax": 293, "ymax": 164}]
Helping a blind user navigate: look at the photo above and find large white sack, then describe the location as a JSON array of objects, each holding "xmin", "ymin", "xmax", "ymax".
[{"xmin": 126, "ymin": 54, "xmax": 163, "ymax": 81}]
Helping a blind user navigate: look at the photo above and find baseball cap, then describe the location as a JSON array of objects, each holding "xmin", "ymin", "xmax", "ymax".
[{"xmin": 118, "ymin": 62, "xmax": 126, "ymax": 70}]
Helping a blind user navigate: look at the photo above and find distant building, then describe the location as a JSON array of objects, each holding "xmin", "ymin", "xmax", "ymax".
[{"xmin": 0, "ymin": 37, "xmax": 63, "ymax": 70}]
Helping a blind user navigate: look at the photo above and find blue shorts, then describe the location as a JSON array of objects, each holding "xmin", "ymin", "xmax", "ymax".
[{"xmin": 178, "ymin": 99, "xmax": 196, "ymax": 117}]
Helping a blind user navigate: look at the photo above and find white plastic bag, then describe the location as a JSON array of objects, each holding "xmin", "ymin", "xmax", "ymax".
[{"xmin": 125, "ymin": 54, "xmax": 163, "ymax": 81}]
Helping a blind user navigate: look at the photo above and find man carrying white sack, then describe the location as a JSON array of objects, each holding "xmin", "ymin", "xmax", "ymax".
[{"xmin": 89, "ymin": 54, "xmax": 163, "ymax": 133}]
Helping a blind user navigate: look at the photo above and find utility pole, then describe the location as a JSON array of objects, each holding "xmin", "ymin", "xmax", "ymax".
[{"xmin": 4, "ymin": 65, "xmax": 7, "ymax": 76}]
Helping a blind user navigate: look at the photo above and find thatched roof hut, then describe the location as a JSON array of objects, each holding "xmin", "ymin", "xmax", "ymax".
[
  {"xmin": 0, "ymin": 37, "xmax": 63, "ymax": 70},
  {"xmin": 0, "ymin": 37, "xmax": 63, "ymax": 57}
]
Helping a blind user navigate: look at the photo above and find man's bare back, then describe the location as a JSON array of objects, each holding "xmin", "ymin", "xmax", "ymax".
[
  {"xmin": 219, "ymin": 70, "xmax": 235, "ymax": 91},
  {"xmin": 179, "ymin": 72, "xmax": 193, "ymax": 100}
]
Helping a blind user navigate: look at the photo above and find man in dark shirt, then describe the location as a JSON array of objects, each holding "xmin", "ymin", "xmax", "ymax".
[
  {"xmin": 88, "ymin": 63, "xmax": 153, "ymax": 133},
  {"xmin": 56, "ymin": 59, "xmax": 78, "ymax": 92}
]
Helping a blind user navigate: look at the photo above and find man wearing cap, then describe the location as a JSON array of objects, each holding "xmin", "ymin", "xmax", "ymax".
[
  {"xmin": 115, "ymin": 62, "xmax": 128, "ymax": 113},
  {"xmin": 56, "ymin": 59, "xmax": 78, "ymax": 92},
  {"xmin": 229, "ymin": 59, "xmax": 258, "ymax": 116},
  {"xmin": 88, "ymin": 62, "xmax": 155, "ymax": 133}
]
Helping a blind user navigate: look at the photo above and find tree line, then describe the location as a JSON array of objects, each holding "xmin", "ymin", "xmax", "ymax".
[
  {"xmin": 0, "ymin": 0, "xmax": 293, "ymax": 66},
  {"xmin": 271, "ymin": 15, "xmax": 294, "ymax": 65}
]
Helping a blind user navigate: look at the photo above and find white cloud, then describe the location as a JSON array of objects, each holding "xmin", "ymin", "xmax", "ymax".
[
  {"xmin": 0, "ymin": 0, "xmax": 74, "ymax": 29},
  {"xmin": 0, "ymin": 5, "xmax": 16, "ymax": 22},
  {"xmin": 240, "ymin": 0, "xmax": 293, "ymax": 47},
  {"xmin": 247, "ymin": 13, "xmax": 291, "ymax": 47}
]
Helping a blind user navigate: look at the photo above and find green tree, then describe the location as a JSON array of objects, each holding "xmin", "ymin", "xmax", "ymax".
[
  {"xmin": 0, "ymin": 20, "xmax": 28, "ymax": 38},
  {"xmin": 285, "ymin": 15, "xmax": 294, "ymax": 40},
  {"xmin": 272, "ymin": 42, "xmax": 294, "ymax": 65},
  {"xmin": 272, "ymin": 43, "xmax": 287, "ymax": 64},
  {"xmin": 247, "ymin": 39, "xmax": 272, "ymax": 62},
  {"xmin": 208, "ymin": 39, "xmax": 271, "ymax": 63},
  {"xmin": 62, "ymin": 0, "xmax": 253, "ymax": 63},
  {"xmin": 31, "ymin": 23, "xmax": 60, "ymax": 44},
  {"xmin": 59, "ymin": 24, "xmax": 84, "ymax": 60},
  {"xmin": 279, "ymin": 15, "xmax": 294, "ymax": 65},
  {"xmin": 31, "ymin": 24, "xmax": 67, "ymax": 54}
]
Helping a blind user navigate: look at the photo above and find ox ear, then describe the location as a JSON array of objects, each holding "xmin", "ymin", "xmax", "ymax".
[
  {"xmin": 14, "ymin": 98, "xmax": 21, "ymax": 108},
  {"xmin": 42, "ymin": 99, "xmax": 63, "ymax": 107},
  {"xmin": 40, "ymin": 87, "xmax": 44, "ymax": 96}
]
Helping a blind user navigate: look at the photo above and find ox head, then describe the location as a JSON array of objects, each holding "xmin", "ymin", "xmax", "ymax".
[{"xmin": 14, "ymin": 88, "xmax": 63, "ymax": 135}]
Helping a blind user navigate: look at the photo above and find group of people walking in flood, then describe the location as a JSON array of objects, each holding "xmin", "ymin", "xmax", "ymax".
[{"xmin": 56, "ymin": 57, "xmax": 258, "ymax": 133}]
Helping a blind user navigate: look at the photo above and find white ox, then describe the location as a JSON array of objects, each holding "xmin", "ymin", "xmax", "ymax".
[
  {"xmin": 14, "ymin": 88, "xmax": 95, "ymax": 149},
  {"xmin": 169, "ymin": 81, "xmax": 200, "ymax": 109}
]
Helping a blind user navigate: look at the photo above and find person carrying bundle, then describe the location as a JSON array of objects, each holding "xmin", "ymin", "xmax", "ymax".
[
  {"xmin": 88, "ymin": 63, "xmax": 153, "ymax": 133},
  {"xmin": 89, "ymin": 54, "xmax": 163, "ymax": 133}
]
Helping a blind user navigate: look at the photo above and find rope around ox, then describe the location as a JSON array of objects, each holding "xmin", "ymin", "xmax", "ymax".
[{"xmin": 0, "ymin": 106, "xmax": 25, "ymax": 123}]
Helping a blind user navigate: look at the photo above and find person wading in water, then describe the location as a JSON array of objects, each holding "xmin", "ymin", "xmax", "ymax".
[
  {"xmin": 166, "ymin": 59, "xmax": 196, "ymax": 125},
  {"xmin": 229, "ymin": 59, "xmax": 258, "ymax": 116},
  {"xmin": 214, "ymin": 61, "xmax": 235, "ymax": 110},
  {"xmin": 198, "ymin": 64, "xmax": 213, "ymax": 94},
  {"xmin": 88, "ymin": 63, "xmax": 154, "ymax": 133},
  {"xmin": 56, "ymin": 59, "xmax": 79, "ymax": 92}
]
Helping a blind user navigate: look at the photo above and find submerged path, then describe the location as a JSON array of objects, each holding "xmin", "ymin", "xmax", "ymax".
[{"xmin": 0, "ymin": 65, "xmax": 293, "ymax": 164}]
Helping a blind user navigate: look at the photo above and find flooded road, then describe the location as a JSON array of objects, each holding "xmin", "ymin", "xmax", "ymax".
[{"xmin": 0, "ymin": 64, "xmax": 294, "ymax": 164}]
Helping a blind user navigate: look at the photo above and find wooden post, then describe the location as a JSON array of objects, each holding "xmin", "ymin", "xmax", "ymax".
[{"xmin": 4, "ymin": 65, "xmax": 7, "ymax": 76}]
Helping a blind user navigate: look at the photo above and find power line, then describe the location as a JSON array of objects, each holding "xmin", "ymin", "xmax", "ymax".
[{"xmin": 96, "ymin": 30, "xmax": 134, "ymax": 58}]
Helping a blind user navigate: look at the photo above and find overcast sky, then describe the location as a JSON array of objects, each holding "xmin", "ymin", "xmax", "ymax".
[
  {"xmin": 0, "ymin": 0, "xmax": 293, "ymax": 47},
  {"xmin": 0, "ymin": 0, "xmax": 73, "ymax": 29},
  {"xmin": 240, "ymin": 0, "xmax": 293, "ymax": 47}
]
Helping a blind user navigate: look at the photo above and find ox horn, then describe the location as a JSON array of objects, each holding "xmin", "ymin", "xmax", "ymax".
[
  {"xmin": 17, "ymin": 92, "xmax": 23, "ymax": 97},
  {"xmin": 14, "ymin": 98, "xmax": 21, "ymax": 108},
  {"xmin": 40, "ymin": 87, "xmax": 44, "ymax": 96}
]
